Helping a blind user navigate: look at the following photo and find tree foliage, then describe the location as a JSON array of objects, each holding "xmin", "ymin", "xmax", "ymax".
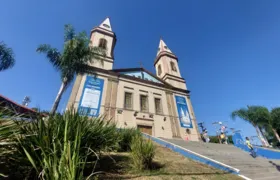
[
  {"xmin": 270, "ymin": 108, "xmax": 280, "ymax": 130},
  {"xmin": 0, "ymin": 41, "xmax": 15, "ymax": 72},
  {"xmin": 37, "ymin": 24, "xmax": 106, "ymax": 114}
]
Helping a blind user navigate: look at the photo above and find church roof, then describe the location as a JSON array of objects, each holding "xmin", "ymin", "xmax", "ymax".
[
  {"xmin": 99, "ymin": 17, "xmax": 112, "ymax": 31},
  {"xmin": 154, "ymin": 38, "xmax": 178, "ymax": 66},
  {"xmin": 157, "ymin": 38, "xmax": 173, "ymax": 56},
  {"xmin": 0, "ymin": 94, "xmax": 46, "ymax": 118},
  {"xmin": 83, "ymin": 65, "xmax": 189, "ymax": 94}
]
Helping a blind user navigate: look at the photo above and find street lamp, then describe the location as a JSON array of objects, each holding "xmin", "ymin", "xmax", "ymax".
[{"xmin": 22, "ymin": 96, "xmax": 31, "ymax": 107}]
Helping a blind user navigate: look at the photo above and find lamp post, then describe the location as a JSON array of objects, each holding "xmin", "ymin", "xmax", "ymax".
[{"xmin": 22, "ymin": 96, "xmax": 31, "ymax": 107}]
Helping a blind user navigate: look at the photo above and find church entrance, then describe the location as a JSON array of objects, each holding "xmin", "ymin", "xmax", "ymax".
[{"xmin": 137, "ymin": 125, "xmax": 152, "ymax": 135}]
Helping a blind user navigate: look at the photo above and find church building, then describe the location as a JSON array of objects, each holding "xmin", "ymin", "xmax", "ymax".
[{"xmin": 67, "ymin": 18, "xmax": 200, "ymax": 141}]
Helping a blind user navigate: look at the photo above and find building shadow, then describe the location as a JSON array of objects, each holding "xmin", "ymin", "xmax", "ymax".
[{"xmin": 269, "ymin": 161, "xmax": 280, "ymax": 172}]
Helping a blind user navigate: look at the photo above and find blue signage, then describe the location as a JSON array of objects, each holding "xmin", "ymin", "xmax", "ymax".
[
  {"xmin": 175, "ymin": 95, "xmax": 193, "ymax": 128},
  {"xmin": 78, "ymin": 76, "xmax": 104, "ymax": 117}
]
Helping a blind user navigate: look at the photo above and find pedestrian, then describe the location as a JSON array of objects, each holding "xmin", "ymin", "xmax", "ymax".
[
  {"xmin": 203, "ymin": 130, "xmax": 210, "ymax": 143},
  {"xmin": 245, "ymin": 137, "xmax": 256, "ymax": 158},
  {"xmin": 220, "ymin": 132, "xmax": 226, "ymax": 144}
]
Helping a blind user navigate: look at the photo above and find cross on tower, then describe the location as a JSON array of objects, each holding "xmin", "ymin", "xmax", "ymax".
[{"xmin": 138, "ymin": 61, "xmax": 143, "ymax": 68}]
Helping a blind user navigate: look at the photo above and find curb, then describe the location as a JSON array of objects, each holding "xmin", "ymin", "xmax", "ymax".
[{"xmin": 142, "ymin": 134, "xmax": 241, "ymax": 174}]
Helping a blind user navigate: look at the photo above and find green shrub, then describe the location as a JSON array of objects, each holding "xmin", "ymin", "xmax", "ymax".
[
  {"xmin": 0, "ymin": 109, "xmax": 121, "ymax": 179},
  {"xmin": 130, "ymin": 135, "xmax": 155, "ymax": 171},
  {"xmin": 118, "ymin": 128, "xmax": 141, "ymax": 152}
]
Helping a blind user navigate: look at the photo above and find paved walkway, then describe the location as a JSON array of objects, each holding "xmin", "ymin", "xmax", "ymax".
[{"xmin": 161, "ymin": 138, "xmax": 280, "ymax": 180}]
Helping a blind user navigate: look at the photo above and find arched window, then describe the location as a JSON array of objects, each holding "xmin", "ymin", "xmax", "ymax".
[
  {"xmin": 170, "ymin": 61, "xmax": 177, "ymax": 72},
  {"xmin": 158, "ymin": 65, "xmax": 162, "ymax": 76},
  {"xmin": 98, "ymin": 38, "xmax": 107, "ymax": 49}
]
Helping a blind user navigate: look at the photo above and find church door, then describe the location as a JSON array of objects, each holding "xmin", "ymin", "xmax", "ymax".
[{"xmin": 137, "ymin": 125, "xmax": 152, "ymax": 135}]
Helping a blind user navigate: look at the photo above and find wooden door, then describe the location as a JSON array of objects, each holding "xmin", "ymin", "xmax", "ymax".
[{"xmin": 137, "ymin": 125, "xmax": 152, "ymax": 135}]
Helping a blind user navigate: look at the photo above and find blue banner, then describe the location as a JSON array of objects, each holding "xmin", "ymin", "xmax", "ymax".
[
  {"xmin": 175, "ymin": 95, "xmax": 192, "ymax": 128},
  {"xmin": 78, "ymin": 76, "xmax": 104, "ymax": 117}
]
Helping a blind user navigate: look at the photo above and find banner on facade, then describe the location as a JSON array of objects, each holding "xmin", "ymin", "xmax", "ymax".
[
  {"xmin": 78, "ymin": 76, "xmax": 104, "ymax": 117},
  {"xmin": 175, "ymin": 95, "xmax": 193, "ymax": 128}
]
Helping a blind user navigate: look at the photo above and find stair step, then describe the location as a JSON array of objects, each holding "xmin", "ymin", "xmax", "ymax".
[{"xmin": 160, "ymin": 138, "xmax": 280, "ymax": 179}]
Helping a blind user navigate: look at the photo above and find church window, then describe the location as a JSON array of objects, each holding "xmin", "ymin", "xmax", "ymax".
[
  {"xmin": 158, "ymin": 65, "xmax": 162, "ymax": 76},
  {"xmin": 164, "ymin": 46, "xmax": 168, "ymax": 50},
  {"xmin": 98, "ymin": 38, "xmax": 107, "ymax": 49},
  {"xmin": 140, "ymin": 95, "xmax": 148, "ymax": 112},
  {"xmin": 154, "ymin": 98, "xmax": 162, "ymax": 114},
  {"xmin": 124, "ymin": 92, "xmax": 133, "ymax": 109},
  {"xmin": 103, "ymin": 24, "xmax": 110, "ymax": 28},
  {"xmin": 170, "ymin": 62, "xmax": 177, "ymax": 72}
]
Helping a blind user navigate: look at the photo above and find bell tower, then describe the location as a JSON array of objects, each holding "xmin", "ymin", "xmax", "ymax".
[
  {"xmin": 154, "ymin": 39, "xmax": 187, "ymax": 90},
  {"xmin": 89, "ymin": 17, "xmax": 116, "ymax": 70}
]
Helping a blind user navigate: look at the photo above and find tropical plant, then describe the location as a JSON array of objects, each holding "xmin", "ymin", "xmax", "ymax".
[
  {"xmin": 0, "ymin": 109, "xmax": 120, "ymax": 179},
  {"xmin": 231, "ymin": 105, "xmax": 270, "ymax": 146},
  {"xmin": 269, "ymin": 108, "xmax": 280, "ymax": 143},
  {"xmin": 0, "ymin": 41, "xmax": 15, "ymax": 72},
  {"xmin": 130, "ymin": 135, "xmax": 155, "ymax": 171},
  {"xmin": 118, "ymin": 128, "xmax": 141, "ymax": 152},
  {"xmin": 36, "ymin": 24, "xmax": 106, "ymax": 115}
]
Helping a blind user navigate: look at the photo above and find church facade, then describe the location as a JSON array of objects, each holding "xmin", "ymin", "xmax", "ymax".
[{"xmin": 67, "ymin": 18, "xmax": 200, "ymax": 141}]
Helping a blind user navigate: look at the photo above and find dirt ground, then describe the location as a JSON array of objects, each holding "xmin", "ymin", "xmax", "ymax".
[{"xmin": 97, "ymin": 144, "xmax": 243, "ymax": 180}]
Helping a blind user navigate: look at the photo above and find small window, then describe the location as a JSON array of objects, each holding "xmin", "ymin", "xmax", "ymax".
[
  {"xmin": 170, "ymin": 62, "xmax": 177, "ymax": 72},
  {"xmin": 124, "ymin": 92, "xmax": 133, "ymax": 109},
  {"xmin": 103, "ymin": 24, "xmax": 110, "ymax": 28},
  {"xmin": 98, "ymin": 38, "xmax": 107, "ymax": 49},
  {"xmin": 158, "ymin": 65, "xmax": 162, "ymax": 76},
  {"xmin": 154, "ymin": 98, "xmax": 162, "ymax": 114},
  {"xmin": 164, "ymin": 46, "xmax": 168, "ymax": 50},
  {"xmin": 140, "ymin": 95, "xmax": 148, "ymax": 112}
]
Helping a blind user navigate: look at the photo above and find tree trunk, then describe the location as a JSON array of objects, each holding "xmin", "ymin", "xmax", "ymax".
[
  {"xmin": 258, "ymin": 126, "xmax": 270, "ymax": 147},
  {"xmin": 253, "ymin": 124, "xmax": 266, "ymax": 146},
  {"xmin": 272, "ymin": 128, "xmax": 280, "ymax": 143},
  {"xmin": 50, "ymin": 80, "xmax": 67, "ymax": 115},
  {"xmin": 255, "ymin": 125, "xmax": 269, "ymax": 147}
]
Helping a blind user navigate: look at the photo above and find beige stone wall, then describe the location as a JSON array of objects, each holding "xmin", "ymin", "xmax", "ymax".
[
  {"xmin": 164, "ymin": 77, "xmax": 187, "ymax": 90},
  {"xmin": 89, "ymin": 31, "xmax": 114, "ymax": 70},
  {"xmin": 114, "ymin": 78, "xmax": 174, "ymax": 139},
  {"xmin": 155, "ymin": 56, "xmax": 182, "ymax": 78},
  {"xmin": 67, "ymin": 72, "xmax": 200, "ymax": 141}
]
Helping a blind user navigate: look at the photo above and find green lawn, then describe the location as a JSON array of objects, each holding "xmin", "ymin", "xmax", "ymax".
[{"xmin": 97, "ymin": 144, "xmax": 242, "ymax": 180}]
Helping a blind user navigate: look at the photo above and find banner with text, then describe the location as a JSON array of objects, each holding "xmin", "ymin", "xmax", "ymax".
[
  {"xmin": 78, "ymin": 76, "xmax": 104, "ymax": 117},
  {"xmin": 175, "ymin": 95, "xmax": 193, "ymax": 128}
]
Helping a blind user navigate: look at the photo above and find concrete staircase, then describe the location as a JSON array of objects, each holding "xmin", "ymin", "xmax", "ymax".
[{"xmin": 161, "ymin": 138, "xmax": 280, "ymax": 180}]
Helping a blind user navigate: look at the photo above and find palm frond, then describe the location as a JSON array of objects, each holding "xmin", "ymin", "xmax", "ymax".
[
  {"xmin": 271, "ymin": 107, "xmax": 280, "ymax": 129},
  {"xmin": 64, "ymin": 24, "xmax": 75, "ymax": 42},
  {"xmin": 231, "ymin": 108, "xmax": 249, "ymax": 121},
  {"xmin": 36, "ymin": 44, "xmax": 61, "ymax": 69},
  {"xmin": 0, "ymin": 41, "xmax": 15, "ymax": 72}
]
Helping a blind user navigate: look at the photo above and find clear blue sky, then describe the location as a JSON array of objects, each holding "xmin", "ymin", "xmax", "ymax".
[{"xmin": 1, "ymin": 0, "xmax": 280, "ymax": 141}]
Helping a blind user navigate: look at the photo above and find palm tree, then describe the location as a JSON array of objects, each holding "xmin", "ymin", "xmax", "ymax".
[
  {"xmin": 0, "ymin": 41, "xmax": 15, "ymax": 72},
  {"xmin": 231, "ymin": 106, "xmax": 270, "ymax": 146},
  {"xmin": 269, "ymin": 108, "xmax": 280, "ymax": 143},
  {"xmin": 37, "ymin": 24, "xmax": 105, "ymax": 115}
]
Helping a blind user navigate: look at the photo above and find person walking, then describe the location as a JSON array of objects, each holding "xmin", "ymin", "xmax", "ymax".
[
  {"xmin": 203, "ymin": 130, "xmax": 210, "ymax": 143},
  {"xmin": 246, "ymin": 137, "xmax": 256, "ymax": 158},
  {"xmin": 220, "ymin": 132, "xmax": 226, "ymax": 144}
]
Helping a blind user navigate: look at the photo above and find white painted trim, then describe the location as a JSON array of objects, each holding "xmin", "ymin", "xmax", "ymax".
[
  {"xmin": 238, "ymin": 175, "xmax": 252, "ymax": 180},
  {"xmin": 157, "ymin": 136, "xmax": 240, "ymax": 173},
  {"xmin": 144, "ymin": 134, "xmax": 240, "ymax": 173},
  {"xmin": 144, "ymin": 134, "xmax": 254, "ymax": 180}
]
